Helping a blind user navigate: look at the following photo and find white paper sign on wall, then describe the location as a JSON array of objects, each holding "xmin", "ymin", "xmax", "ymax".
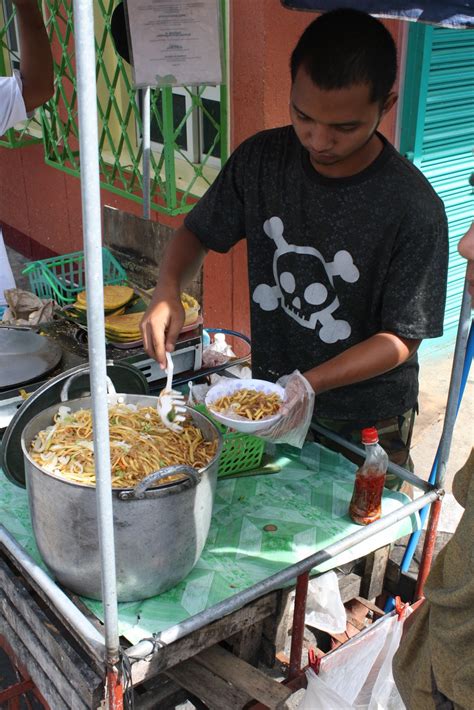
[{"xmin": 125, "ymin": 0, "xmax": 223, "ymax": 87}]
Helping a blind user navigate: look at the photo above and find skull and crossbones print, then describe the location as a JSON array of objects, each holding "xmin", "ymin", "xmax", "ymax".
[{"xmin": 252, "ymin": 216, "xmax": 360, "ymax": 343}]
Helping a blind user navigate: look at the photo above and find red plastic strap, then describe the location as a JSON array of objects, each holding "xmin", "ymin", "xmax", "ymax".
[
  {"xmin": 395, "ymin": 596, "xmax": 408, "ymax": 620},
  {"xmin": 308, "ymin": 647, "xmax": 321, "ymax": 673}
]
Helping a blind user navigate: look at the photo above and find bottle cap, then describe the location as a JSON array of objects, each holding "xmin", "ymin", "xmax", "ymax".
[{"xmin": 361, "ymin": 427, "xmax": 379, "ymax": 444}]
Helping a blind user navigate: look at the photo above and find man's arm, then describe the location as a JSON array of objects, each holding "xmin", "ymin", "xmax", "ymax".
[
  {"xmin": 13, "ymin": 0, "xmax": 54, "ymax": 111},
  {"xmin": 140, "ymin": 225, "xmax": 207, "ymax": 368},
  {"xmin": 458, "ymin": 221, "xmax": 474, "ymax": 305},
  {"xmin": 304, "ymin": 332, "xmax": 420, "ymax": 394}
]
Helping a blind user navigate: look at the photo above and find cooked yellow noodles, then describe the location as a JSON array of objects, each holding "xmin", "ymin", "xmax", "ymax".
[
  {"xmin": 209, "ymin": 388, "xmax": 282, "ymax": 421},
  {"xmin": 29, "ymin": 404, "xmax": 217, "ymax": 488}
]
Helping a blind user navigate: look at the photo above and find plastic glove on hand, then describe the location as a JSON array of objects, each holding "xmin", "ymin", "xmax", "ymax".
[{"xmin": 258, "ymin": 370, "xmax": 315, "ymax": 448}]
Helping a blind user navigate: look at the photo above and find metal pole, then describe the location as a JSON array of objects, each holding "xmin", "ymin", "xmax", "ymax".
[
  {"xmin": 72, "ymin": 0, "xmax": 120, "ymax": 666},
  {"xmin": 394, "ymin": 310, "xmax": 473, "ymax": 582},
  {"xmin": 0, "ymin": 525, "xmax": 105, "ymax": 660},
  {"xmin": 288, "ymin": 572, "xmax": 309, "ymax": 680},
  {"xmin": 414, "ymin": 497, "xmax": 443, "ymax": 599},
  {"xmin": 434, "ymin": 279, "xmax": 473, "ymax": 489},
  {"xmin": 142, "ymin": 86, "xmax": 151, "ymax": 219},
  {"xmin": 126, "ymin": 489, "xmax": 439, "ymax": 665}
]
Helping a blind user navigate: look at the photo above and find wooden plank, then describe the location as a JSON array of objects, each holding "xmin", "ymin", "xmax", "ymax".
[
  {"xmin": 133, "ymin": 676, "xmax": 192, "ymax": 710},
  {"xmin": 251, "ymin": 688, "xmax": 307, "ymax": 710},
  {"xmin": 0, "ymin": 546, "xmax": 104, "ymax": 666},
  {"xmin": 259, "ymin": 631, "xmax": 278, "ymax": 669},
  {"xmin": 196, "ymin": 645, "xmax": 293, "ymax": 709},
  {"xmin": 344, "ymin": 615, "xmax": 365, "ymax": 632},
  {"xmin": 226, "ymin": 620, "xmax": 264, "ymax": 665},
  {"xmin": 338, "ymin": 572, "xmax": 362, "ymax": 603},
  {"xmin": 354, "ymin": 596, "xmax": 385, "ymax": 618},
  {"xmin": 166, "ymin": 657, "xmax": 251, "ymax": 710},
  {"xmin": 361, "ymin": 546, "xmax": 391, "ymax": 600},
  {"xmin": 130, "ymin": 592, "xmax": 278, "ymax": 685},
  {"xmin": 0, "ymin": 561, "xmax": 103, "ymax": 705},
  {"xmin": 384, "ymin": 559, "xmax": 417, "ymax": 600},
  {"xmin": 0, "ymin": 611, "xmax": 85, "ymax": 710},
  {"xmin": 262, "ymin": 589, "xmax": 292, "ymax": 662}
]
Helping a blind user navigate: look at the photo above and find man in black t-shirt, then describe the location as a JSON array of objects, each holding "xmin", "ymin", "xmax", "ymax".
[{"xmin": 140, "ymin": 9, "xmax": 448, "ymax": 481}]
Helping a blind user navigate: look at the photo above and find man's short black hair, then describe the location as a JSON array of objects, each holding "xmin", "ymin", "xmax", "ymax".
[{"xmin": 290, "ymin": 8, "xmax": 397, "ymax": 104}]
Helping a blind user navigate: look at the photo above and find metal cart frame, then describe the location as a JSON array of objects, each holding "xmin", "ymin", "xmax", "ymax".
[{"xmin": 1, "ymin": 2, "xmax": 472, "ymax": 707}]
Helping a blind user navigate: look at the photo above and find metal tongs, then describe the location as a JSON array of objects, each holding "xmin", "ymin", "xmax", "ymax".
[{"xmin": 156, "ymin": 352, "xmax": 186, "ymax": 432}]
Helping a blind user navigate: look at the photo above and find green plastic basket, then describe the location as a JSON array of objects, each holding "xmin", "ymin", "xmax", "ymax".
[
  {"xmin": 22, "ymin": 248, "xmax": 128, "ymax": 305},
  {"xmin": 194, "ymin": 404, "xmax": 265, "ymax": 477}
]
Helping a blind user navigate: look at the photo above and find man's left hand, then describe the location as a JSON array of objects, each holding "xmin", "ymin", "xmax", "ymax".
[{"xmin": 257, "ymin": 370, "xmax": 315, "ymax": 448}]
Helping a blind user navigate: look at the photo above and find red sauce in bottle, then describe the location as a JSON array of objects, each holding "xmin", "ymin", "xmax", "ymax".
[{"xmin": 349, "ymin": 428, "xmax": 388, "ymax": 526}]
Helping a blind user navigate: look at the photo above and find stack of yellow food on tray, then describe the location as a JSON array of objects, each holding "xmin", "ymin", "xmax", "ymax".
[
  {"xmin": 103, "ymin": 291, "xmax": 200, "ymax": 344},
  {"xmin": 72, "ymin": 285, "xmax": 134, "ymax": 314},
  {"xmin": 70, "ymin": 285, "xmax": 200, "ymax": 344},
  {"xmin": 105, "ymin": 312, "xmax": 143, "ymax": 343}
]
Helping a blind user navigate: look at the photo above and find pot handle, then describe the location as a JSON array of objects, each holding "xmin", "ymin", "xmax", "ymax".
[
  {"xmin": 118, "ymin": 465, "xmax": 200, "ymax": 501},
  {"xmin": 60, "ymin": 369, "xmax": 116, "ymax": 402}
]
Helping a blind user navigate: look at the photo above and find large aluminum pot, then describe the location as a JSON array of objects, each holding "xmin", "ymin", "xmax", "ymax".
[{"xmin": 21, "ymin": 379, "xmax": 222, "ymax": 602}]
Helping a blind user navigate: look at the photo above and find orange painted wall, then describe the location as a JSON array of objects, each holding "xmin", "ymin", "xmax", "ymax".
[
  {"xmin": 0, "ymin": 3, "xmax": 406, "ymax": 338},
  {"xmin": 0, "ymin": 141, "xmax": 181, "ymax": 259}
]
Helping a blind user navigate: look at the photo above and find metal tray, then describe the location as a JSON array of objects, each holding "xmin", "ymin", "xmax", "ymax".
[{"xmin": 0, "ymin": 327, "xmax": 62, "ymax": 390}]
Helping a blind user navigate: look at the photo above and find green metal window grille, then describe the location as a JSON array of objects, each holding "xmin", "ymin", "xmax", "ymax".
[
  {"xmin": 0, "ymin": 0, "xmax": 43, "ymax": 148},
  {"xmin": 1, "ymin": 0, "xmax": 228, "ymax": 215}
]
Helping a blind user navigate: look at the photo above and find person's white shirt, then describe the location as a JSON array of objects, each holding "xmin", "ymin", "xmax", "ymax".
[{"xmin": 0, "ymin": 71, "xmax": 28, "ymax": 135}]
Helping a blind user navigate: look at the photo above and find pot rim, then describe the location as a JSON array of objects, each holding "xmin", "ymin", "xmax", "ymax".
[{"xmin": 21, "ymin": 393, "xmax": 223, "ymax": 492}]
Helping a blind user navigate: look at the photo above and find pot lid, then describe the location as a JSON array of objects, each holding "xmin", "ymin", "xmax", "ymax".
[
  {"xmin": 0, "ymin": 361, "xmax": 149, "ymax": 488},
  {"xmin": 0, "ymin": 328, "xmax": 62, "ymax": 390}
]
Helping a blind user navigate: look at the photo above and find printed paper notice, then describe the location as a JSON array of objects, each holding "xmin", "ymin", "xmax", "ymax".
[{"xmin": 125, "ymin": 0, "xmax": 223, "ymax": 87}]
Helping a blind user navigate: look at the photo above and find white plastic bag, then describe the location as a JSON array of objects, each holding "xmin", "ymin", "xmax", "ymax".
[
  {"xmin": 202, "ymin": 333, "xmax": 236, "ymax": 367},
  {"xmin": 299, "ymin": 609, "xmax": 410, "ymax": 710},
  {"xmin": 305, "ymin": 571, "xmax": 347, "ymax": 635},
  {"xmin": 258, "ymin": 370, "xmax": 315, "ymax": 448}
]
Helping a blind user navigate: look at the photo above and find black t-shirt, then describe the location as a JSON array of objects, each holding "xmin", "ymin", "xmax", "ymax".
[{"xmin": 185, "ymin": 126, "xmax": 449, "ymax": 419}]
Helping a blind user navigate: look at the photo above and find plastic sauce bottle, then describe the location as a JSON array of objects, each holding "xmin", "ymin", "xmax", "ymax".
[{"xmin": 349, "ymin": 427, "xmax": 389, "ymax": 525}]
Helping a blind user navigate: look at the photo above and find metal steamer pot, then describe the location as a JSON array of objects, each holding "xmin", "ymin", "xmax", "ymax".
[{"xmin": 21, "ymin": 375, "xmax": 222, "ymax": 602}]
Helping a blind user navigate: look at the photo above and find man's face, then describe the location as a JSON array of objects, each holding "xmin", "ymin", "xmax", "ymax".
[{"xmin": 290, "ymin": 67, "xmax": 396, "ymax": 176}]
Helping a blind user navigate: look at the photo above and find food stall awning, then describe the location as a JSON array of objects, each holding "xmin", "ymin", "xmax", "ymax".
[{"xmin": 281, "ymin": 1, "xmax": 474, "ymax": 28}]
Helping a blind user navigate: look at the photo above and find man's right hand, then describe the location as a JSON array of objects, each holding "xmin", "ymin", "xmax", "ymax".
[
  {"xmin": 139, "ymin": 225, "xmax": 207, "ymax": 367},
  {"xmin": 140, "ymin": 290, "xmax": 185, "ymax": 369}
]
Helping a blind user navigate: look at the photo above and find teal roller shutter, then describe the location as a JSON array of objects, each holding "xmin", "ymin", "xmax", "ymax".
[{"xmin": 400, "ymin": 24, "xmax": 474, "ymax": 337}]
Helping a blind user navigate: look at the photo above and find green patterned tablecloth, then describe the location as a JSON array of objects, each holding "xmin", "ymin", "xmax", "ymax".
[{"xmin": 0, "ymin": 442, "xmax": 419, "ymax": 645}]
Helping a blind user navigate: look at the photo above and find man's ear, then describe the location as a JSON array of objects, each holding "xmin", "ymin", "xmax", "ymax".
[{"xmin": 381, "ymin": 91, "xmax": 398, "ymax": 116}]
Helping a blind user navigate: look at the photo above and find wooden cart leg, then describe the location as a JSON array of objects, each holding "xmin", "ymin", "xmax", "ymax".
[
  {"xmin": 226, "ymin": 621, "xmax": 264, "ymax": 666},
  {"xmin": 361, "ymin": 545, "xmax": 391, "ymax": 601}
]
